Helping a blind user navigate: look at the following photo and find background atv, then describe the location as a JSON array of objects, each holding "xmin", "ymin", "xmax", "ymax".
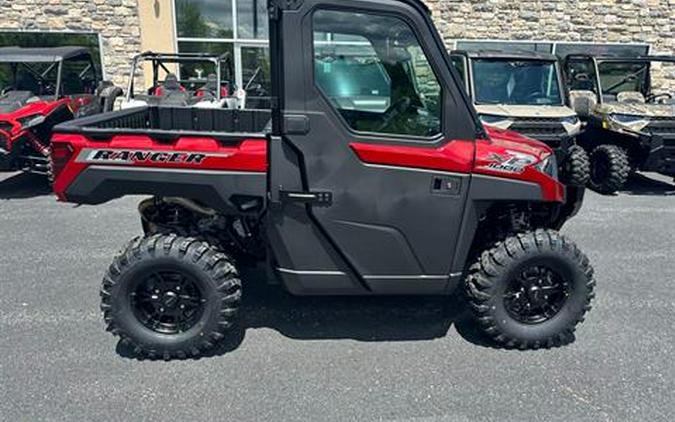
[
  {"xmin": 451, "ymin": 50, "xmax": 590, "ymax": 186},
  {"xmin": 565, "ymin": 54, "xmax": 675, "ymax": 194},
  {"xmin": 50, "ymin": 0, "xmax": 595, "ymax": 359},
  {"xmin": 0, "ymin": 46, "xmax": 121, "ymax": 177}
]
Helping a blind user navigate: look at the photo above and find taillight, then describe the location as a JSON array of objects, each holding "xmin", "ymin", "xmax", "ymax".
[{"xmin": 50, "ymin": 142, "xmax": 74, "ymax": 181}]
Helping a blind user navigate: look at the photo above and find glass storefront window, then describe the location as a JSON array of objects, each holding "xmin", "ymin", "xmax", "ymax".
[
  {"xmin": 236, "ymin": 0, "xmax": 268, "ymax": 39},
  {"xmin": 177, "ymin": 41, "xmax": 234, "ymax": 83},
  {"xmin": 175, "ymin": 0, "xmax": 234, "ymax": 39},
  {"xmin": 241, "ymin": 46, "xmax": 271, "ymax": 97}
]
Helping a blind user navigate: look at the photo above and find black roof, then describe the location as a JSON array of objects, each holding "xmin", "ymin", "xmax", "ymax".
[
  {"xmin": 0, "ymin": 46, "xmax": 91, "ymax": 63},
  {"xmin": 452, "ymin": 49, "xmax": 558, "ymax": 61}
]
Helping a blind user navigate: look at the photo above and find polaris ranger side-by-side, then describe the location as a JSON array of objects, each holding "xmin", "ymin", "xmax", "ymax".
[
  {"xmin": 565, "ymin": 54, "xmax": 675, "ymax": 193},
  {"xmin": 0, "ymin": 47, "xmax": 121, "ymax": 176},
  {"xmin": 451, "ymin": 50, "xmax": 590, "ymax": 186},
  {"xmin": 50, "ymin": 0, "xmax": 595, "ymax": 359}
]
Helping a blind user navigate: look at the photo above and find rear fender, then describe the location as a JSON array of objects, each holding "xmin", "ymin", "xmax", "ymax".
[{"xmin": 51, "ymin": 133, "xmax": 268, "ymax": 214}]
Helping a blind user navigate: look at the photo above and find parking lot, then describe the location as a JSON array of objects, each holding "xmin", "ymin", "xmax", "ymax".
[{"xmin": 0, "ymin": 170, "xmax": 674, "ymax": 421}]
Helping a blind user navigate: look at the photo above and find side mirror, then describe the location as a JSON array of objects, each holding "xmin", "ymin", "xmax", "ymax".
[{"xmin": 569, "ymin": 90, "xmax": 597, "ymax": 118}]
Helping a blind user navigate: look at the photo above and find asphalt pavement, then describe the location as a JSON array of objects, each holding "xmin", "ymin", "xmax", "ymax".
[{"xmin": 0, "ymin": 171, "xmax": 674, "ymax": 421}]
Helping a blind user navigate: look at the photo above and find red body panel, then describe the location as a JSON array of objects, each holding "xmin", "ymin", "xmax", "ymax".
[
  {"xmin": 0, "ymin": 98, "xmax": 83, "ymax": 154},
  {"xmin": 349, "ymin": 127, "xmax": 564, "ymax": 202},
  {"xmin": 51, "ymin": 133, "xmax": 268, "ymax": 201}
]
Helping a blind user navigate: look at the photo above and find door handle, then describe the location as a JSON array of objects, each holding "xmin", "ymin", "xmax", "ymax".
[{"xmin": 279, "ymin": 190, "xmax": 332, "ymax": 206}]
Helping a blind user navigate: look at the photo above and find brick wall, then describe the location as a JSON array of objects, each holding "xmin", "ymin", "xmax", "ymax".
[
  {"xmin": 425, "ymin": 0, "xmax": 675, "ymax": 90},
  {"xmin": 0, "ymin": 0, "xmax": 141, "ymax": 87}
]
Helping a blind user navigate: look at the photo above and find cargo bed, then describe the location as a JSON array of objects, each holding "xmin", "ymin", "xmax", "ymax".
[{"xmin": 54, "ymin": 106, "xmax": 272, "ymax": 141}]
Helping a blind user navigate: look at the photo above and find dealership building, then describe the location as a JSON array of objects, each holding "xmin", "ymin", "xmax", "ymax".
[{"xmin": 1, "ymin": 0, "xmax": 673, "ymax": 90}]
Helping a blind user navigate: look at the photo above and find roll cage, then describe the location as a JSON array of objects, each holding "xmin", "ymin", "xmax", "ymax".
[
  {"xmin": 563, "ymin": 54, "xmax": 675, "ymax": 104},
  {"xmin": 125, "ymin": 51, "xmax": 235, "ymax": 102},
  {"xmin": 0, "ymin": 46, "xmax": 99, "ymax": 99}
]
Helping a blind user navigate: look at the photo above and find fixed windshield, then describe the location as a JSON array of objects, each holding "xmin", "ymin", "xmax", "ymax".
[
  {"xmin": 598, "ymin": 61, "xmax": 649, "ymax": 97},
  {"xmin": 472, "ymin": 59, "xmax": 562, "ymax": 105}
]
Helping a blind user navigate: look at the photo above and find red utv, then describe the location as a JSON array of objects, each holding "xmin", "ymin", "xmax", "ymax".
[
  {"xmin": 50, "ymin": 0, "xmax": 595, "ymax": 359},
  {"xmin": 0, "ymin": 46, "xmax": 121, "ymax": 177}
]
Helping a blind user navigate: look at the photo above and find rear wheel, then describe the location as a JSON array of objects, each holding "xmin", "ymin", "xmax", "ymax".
[
  {"xmin": 466, "ymin": 229, "xmax": 595, "ymax": 349},
  {"xmin": 588, "ymin": 145, "xmax": 629, "ymax": 194},
  {"xmin": 562, "ymin": 145, "xmax": 590, "ymax": 186},
  {"xmin": 100, "ymin": 234, "xmax": 242, "ymax": 360}
]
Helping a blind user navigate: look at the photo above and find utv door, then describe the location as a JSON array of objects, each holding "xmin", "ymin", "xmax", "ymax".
[{"xmin": 268, "ymin": 0, "xmax": 479, "ymax": 295}]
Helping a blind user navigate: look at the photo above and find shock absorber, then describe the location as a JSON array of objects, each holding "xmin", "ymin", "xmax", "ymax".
[{"xmin": 23, "ymin": 130, "xmax": 51, "ymax": 157}]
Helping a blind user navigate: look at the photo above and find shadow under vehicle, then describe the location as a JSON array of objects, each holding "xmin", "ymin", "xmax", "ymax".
[
  {"xmin": 564, "ymin": 54, "xmax": 675, "ymax": 194},
  {"xmin": 49, "ymin": 0, "xmax": 595, "ymax": 359},
  {"xmin": 0, "ymin": 46, "xmax": 121, "ymax": 177},
  {"xmin": 450, "ymin": 50, "xmax": 590, "ymax": 187}
]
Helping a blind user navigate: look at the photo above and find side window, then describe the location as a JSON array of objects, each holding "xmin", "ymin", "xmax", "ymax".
[{"xmin": 313, "ymin": 10, "xmax": 442, "ymax": 138}]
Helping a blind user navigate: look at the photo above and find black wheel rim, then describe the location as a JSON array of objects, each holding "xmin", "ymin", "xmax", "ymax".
[
  {"xmin": 503, "ymin": 266, "xmax": 570, "ymax": 324},
  {"xmin": 130, "ymin": 270, "xmax": 206, "ymax": 334}
]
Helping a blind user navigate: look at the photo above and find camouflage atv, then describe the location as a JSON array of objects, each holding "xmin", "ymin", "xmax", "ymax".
[
  {"xmin": 565, "ymin": 55, "xmax": 675, "ymax": 194},
  {"xmin": 451, "ymin": 50, "xmax": 590, "ymax": 186}
]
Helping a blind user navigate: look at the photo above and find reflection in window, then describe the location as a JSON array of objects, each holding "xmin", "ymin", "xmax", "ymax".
[
  {"xmin": 175, "ymin": 0, "xmax": 234, "ymax": 39},
  {"xmin": 237, "ymin": 0, "xmax": 268, "ymax": 39},
  {"xmin": 313, "ymin": 10, "xmax": 442, "ymax": 137},
  {"xmin": 241, "ymin": 46, "xmax": 271, "ymax": 97}
]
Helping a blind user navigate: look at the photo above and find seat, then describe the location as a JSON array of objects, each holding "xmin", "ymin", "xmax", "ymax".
[
  {"xmin": 196, "ymin": 73, "xmax": 228, "ymax": 99},
  {"xmin": 155, "ymin": 73, "xmax": 188, "ymax": 107},
  {"xmin": 154, "ymin": 73, "xmax": 186, "ymax": 96},
  {"xmin": 616, "ymin": 91, "xmax": 646, "ymax": 104}
]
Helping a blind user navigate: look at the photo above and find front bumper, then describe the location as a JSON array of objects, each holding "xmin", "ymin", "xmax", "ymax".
[{"xmin": 641, "ymin": 119, "xmax": 675, "ymax": 176}]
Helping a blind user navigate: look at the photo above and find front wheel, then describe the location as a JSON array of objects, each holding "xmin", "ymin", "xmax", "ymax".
[
  {"xmin": 466, "ymin": 229, "xmax": 595, "ymax": 349},
  {"xmin": 100, "ymin": 234, "xmax": 242, "ymax": 360},
  {"xmin": 588, "ymin": 145, "xmax": 630, "ymax": 194},
  {"xmin": 562, "ymin": 145, "xmax": 590, "ymax": 186}
]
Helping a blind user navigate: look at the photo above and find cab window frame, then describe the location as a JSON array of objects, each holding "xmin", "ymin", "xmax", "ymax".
[{"xmin": 310, "ymin": 6, "xmax": 445, "ymax": 142}]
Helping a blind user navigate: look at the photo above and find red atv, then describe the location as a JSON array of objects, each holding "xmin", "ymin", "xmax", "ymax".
[
  {"xmin": 0, "ymin": 46, "xmax": 121, "ymax": 177},
  {"xmin": 50, "ymin": 0, "xmax": 594, "ymax": 359}
]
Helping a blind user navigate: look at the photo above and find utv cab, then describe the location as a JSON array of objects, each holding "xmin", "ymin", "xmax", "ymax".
[
  {"xmin": 121, "ymin": 52, "xmax": 240, "ymax": 110},
  {"xmin": 451, "ymin": 50, "xmax": 590, "ymax": 186},
  {"xmin": 0, "ymin": 46, "xmax": 120, "ymax": 175},
  {"xmin": 565, "ymin": 54, "xmax": 675, "ymax": 193}
]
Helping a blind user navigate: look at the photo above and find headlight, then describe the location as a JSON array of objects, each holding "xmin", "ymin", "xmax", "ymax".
[
  {"xmin": 479, "ymin": 114, "xmax": 509, "ymax": 124},
  {"xmin": 479, "ymin": 114, "xmax": 513, "ymax": 130},
  {"xmin": 561, "ymin": 115, "xmax": 579, "ymax": 125},
  {"xmin": 610, "ymin": 114, "xmax": 644, "ymax": 124},
  {"xmin": 608, "ymin": 114, "xmax": 650, "ymax": 131},
  {"xmin": 534, "ymin": 154, "xmax": 558, "ymax": 179}
]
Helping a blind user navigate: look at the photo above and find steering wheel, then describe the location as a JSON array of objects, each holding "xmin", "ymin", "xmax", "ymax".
[
  {"xmin": 377, "ymin": 96, "xmax": 412, "ymax": 132},
  {"xmin": 646, "ymin": 92, "xmax": 673, "ymax": 103},
  {"xmin": 524, "ymin": 91, "xmax": 545, "ymax": 103}
]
